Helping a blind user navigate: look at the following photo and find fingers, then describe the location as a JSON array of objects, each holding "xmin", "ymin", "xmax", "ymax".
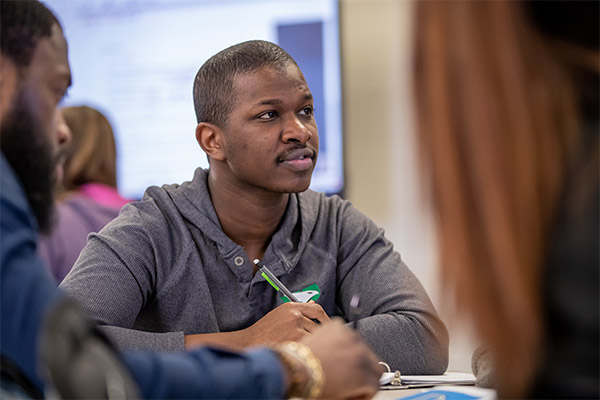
[
  {"xmin": 278, "ymin": 301, "xmax": 330, "ymax": 327},
  {"xmin": 298, "ymin": 301, "xmax": 331, "ymax": 324},
  {"xmin": 303, "ymin": 320, "xmax": 381, "ymax": 399},
  {"xmin": 289, "ymin": 310, "xmax": 321, "ymax": 334}
]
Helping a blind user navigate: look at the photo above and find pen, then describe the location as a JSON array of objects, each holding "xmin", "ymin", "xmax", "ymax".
[
  {"xmin": 254, "ymin": 259, "xmax": 321, "ymax": 325},
  {"xmin": 253, "ymin": 259, "xmax": 299, "ymax": 302}
]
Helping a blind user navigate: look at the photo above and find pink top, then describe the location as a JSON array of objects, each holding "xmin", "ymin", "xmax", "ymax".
[
  {"xmin": 38, "ymin": 183, "xmax": 132, "ymax": 282},
  {"xmin": 78, "ymin": 183, "xmax": 131, "ymax": 209}
]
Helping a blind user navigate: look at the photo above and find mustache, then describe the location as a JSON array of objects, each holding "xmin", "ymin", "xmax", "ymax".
[{"xmin": 278, "ymin": 145, "xmax": 317, "ymax": 161}]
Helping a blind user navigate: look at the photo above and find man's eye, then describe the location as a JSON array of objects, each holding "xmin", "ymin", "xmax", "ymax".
[
  {"xmin": 258, "ymin": 111, "xmax": 278, "ymax": 119},
  {"xmin": 299, "ymin": 106, "xmax": 314, "ymax": 116}
]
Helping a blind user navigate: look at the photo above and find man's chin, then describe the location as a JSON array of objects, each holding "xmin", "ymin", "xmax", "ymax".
[
  {"xmin": 278, "ymin": 179, "xmax": 312, "ymax": 194},
  {"xmin": 292, "ymin": 181, "xmax": 311, "ymax": 193}
]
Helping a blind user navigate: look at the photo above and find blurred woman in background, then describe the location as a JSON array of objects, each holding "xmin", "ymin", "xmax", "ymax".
[
  {"xmin": 39, "ymin": 106, "xmax": 131, "ymax": 282},
  {"xmin": 414, "ymin": 1, "xmax": 598, "ymax": 398}
]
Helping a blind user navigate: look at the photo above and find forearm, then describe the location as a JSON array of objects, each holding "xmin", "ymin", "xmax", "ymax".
[
  {"xmin": 100, "ymin": 325, "xmax": 185, "ymax": 352},
  {"xmin": 357, "ymin": 312, "xmax": 449, "ymax": 374},
  {"xmin": 337, "ymin": 221, "xmax": 449, "ymax": 373},
  {"xmin": 184, "ymin": 330, "xmax": 252, "ymax": 351},
  {"xmin": 184, "ymin": 325, "xmax": 285, "ymax": 351},
  {"xmin": 185, "ymin": 302, "xmax": 329, "ymax": 351}
]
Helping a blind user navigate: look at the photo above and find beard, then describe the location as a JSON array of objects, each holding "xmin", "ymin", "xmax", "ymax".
[{"xmin": 0, "ymin": 88, "xmax": 58, "ymax": 234}]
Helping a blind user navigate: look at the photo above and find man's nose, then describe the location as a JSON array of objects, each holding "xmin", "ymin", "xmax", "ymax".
[
  {"xmin": 281, "ymin": 116, "xmax": 312, "ymax": 144},
  {"xmin": 55, "ymin": 109, "xmax": 72, "ymax": 147}
]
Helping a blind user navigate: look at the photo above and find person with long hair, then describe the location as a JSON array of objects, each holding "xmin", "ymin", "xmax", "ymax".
[
  {"xmin": 414, "ymin": 1, "xmax": 598, "ymax": 398},
  {"xmin": 39, "ymin": 105, "xmax": 131, "ymax": 282}
]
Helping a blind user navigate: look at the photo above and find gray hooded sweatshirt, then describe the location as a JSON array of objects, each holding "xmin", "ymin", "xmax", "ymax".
[{"xmin": 61, "ymin": 168, "xmax": 449, "ymax": 374}]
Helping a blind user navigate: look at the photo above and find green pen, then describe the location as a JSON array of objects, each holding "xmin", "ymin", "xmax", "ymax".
[{"xmin": 253, "ymin": 259, "xmax": 300, "ymax": 302}]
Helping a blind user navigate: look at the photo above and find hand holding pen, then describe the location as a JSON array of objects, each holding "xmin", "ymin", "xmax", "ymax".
[
  {"xmin": 254, "ymin": 259, "xmax": 324, "ymax": 325},
  {"xmin": 240, "ymin": 300, "xmax": 330, "ymax": 346}
]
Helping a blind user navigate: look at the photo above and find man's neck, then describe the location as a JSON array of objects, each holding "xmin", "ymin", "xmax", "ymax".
[{"xmin": 207, "ymin": 173, "xmax": 289, "ymax": 264}]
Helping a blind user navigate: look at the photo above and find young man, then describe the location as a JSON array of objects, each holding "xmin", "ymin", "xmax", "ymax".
[
  {"xmin": 0, "ymin": 2, "xmax": 381, "ymax": 398},
  {"xmin": 62, "ymin": 40, "xmax": 449, "ymax": 374}
]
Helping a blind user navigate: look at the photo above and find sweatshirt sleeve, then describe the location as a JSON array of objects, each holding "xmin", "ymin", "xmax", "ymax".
[
  {"xmin": 60, "ymin": 193, "xmax": 186, "ymax": 352},
  {"xmin": 334, "ymin": 199, "xmax": 449, "ymax": 374},
  {"xmin": 121, "ymin": 347, "xmax": 285, "ymax": 399}
]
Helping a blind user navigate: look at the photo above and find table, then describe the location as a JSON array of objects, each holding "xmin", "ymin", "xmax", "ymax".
[
  {"xmin": 374, "ymin": 385, "xmax": 496, "ymax": 400},
  {"xmin": 374, "ymin": 387, "xmax": 423, "ymax": 400}
]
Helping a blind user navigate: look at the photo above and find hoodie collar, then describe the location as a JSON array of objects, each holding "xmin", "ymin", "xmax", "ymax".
[{"xmin": 166, "ymin": 167, "xmax": 318, "ymax": 273}]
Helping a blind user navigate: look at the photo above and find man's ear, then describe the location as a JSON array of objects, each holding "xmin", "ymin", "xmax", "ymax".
[{"xmin": 195, "ymin": 122, "xmax": 226, "ymax": 161}]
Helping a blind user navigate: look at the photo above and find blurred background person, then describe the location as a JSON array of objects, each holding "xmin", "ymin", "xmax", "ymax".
[
  {"xmin": 414, "ymin": 1, "xmax": 598, "ymax": 398},
  {"xmin": 39, "ymin": 105, "xmax": 131, "ymax": 282}
]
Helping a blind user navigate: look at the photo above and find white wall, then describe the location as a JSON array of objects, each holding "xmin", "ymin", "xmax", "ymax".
[{"xmin": 340, "ymin": 0, "xmax": 478, "ymax": 373}]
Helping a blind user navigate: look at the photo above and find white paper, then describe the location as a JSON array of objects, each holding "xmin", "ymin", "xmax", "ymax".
[{"xmin": 401, "ymin": 371, "xmax": 476, "ymax": 384}]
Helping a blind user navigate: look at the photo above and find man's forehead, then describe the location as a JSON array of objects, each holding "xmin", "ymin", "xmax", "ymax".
[{"xmin": 233, "ymin": 64, "xmax": 309, "ymax": 98}]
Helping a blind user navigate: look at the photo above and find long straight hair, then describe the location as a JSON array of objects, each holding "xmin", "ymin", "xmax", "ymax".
[
  {"xmin": 60, "ymin": 106, "xmax": 118, "ymax": 194},
  {"xmin": 414, "ymin": 2, "xmax": 581, "ymax": 397}
]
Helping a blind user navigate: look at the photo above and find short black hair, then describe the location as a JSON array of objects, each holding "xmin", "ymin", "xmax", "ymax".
[
  {"xmin": 0, "ymin": 0, "xmax": 61, "ymax": 67},
  {"xmin": 193, "ymin": 40, "xmax": 298, "ymax": 128}
]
